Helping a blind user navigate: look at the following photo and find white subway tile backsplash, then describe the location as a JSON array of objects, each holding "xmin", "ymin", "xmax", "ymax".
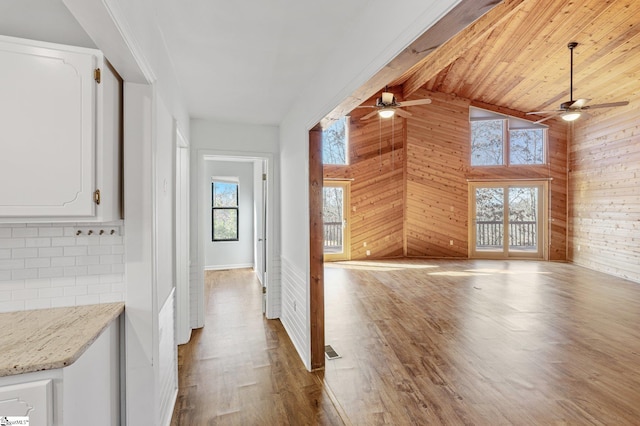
[
  {"xmin": 12, "ymin": 288, "xmax": 38, "ymax": 301},
  {"xmin": 25, "ymin": 278, "xmax": 51, "ymax": 289},
  {"xmin": 1, "ymin": 259, "xmax": 25, "ymax": 269},
  {"xmin": 25, "ymin": 299, "xmax": 52, "ymax": 310},
  {"xmin": 64, "ymin": 246, "xmax": 88, "ymax": 256},
  {"xmin": 88, "ymin": 246, "xmax": 111, "ymax": 256},
  {"xmin": 38, "ymin": 227, "xmax": 64, "ymax": 237},
  {"xmin": 0, "ymin": 222, "xmax": 125, "ymax": 312},
  {"xmin": 0, "ymin": 239, "xmax": 25, "ymax": 249},
  {"xmin": 51, "ymin": 237, "xmax": 76, "ymax": 247},
  {"xmin": 76, "ymin": 294, "xmax": 100, "ymax": 305},
  {"xmin": 38, "ymin": 287, "xmax": 64, "ymax": 299},
  {"xmin": 76, "ymin": 255, "xmax": 100, "ymax": 266},
  {"xmin": 0, "ymin": 300, "xmax": 24, "ymax": 313},
  {"xmin": 38, "ymin": 247, "xmax": 63, "ymax": 257},
  {"xmin": 51, "ymin": 296, "xmax": 75, "ymax": 308},
  {"xmin": 12, "ymin": 227, "xmax": 38, "ymax": 238},
  {"xmin": 25, "ymin": 258, "xmax": 51, "ymax": 269},
  {"xmin": 11, "ymin": 269, "xmax": 38, "ymax": 280},
  {"xmin": 12, "ymin": 248, "xmax": 38, "ymax": 259},
  {"xmin": 25, "ymin": 238, "xmax": 52, "ymax": 248},
  {"xmin": 64, "ymin": 266, "xmax": 88, "ymax": 276},
  {"xmin": 39, "ymin": 267, "xmax": 64, "ymax": 278},
  {"xmin": 51, "ymin": 257, "xmax": 76, "ymax": 267},
  {"xmin": 64, "ymin": 285, "xmax": 87, "ymax": 296},
  {"xmin": 88, "ymin": 264, "xmax": 112, "ymax": 275}
]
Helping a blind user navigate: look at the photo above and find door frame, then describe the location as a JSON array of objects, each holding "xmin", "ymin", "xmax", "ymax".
[
  {"xmin": 468, "ymin": 180, "xmax": 548, "ymax": 260},
  {"xmin": 323, "ymin": 179, "xmax": 351, "ymax": 262}
]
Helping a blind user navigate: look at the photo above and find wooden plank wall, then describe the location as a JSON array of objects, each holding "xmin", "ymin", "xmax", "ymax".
[
  {"xmin": 405, "ymin": 90, "xmax": 470, "ymax": 257},
  {"xmin": 325, "ymin": 88, "xmax": 568, "ymax": 261},
  {"xmin": 569, "ymin": 104, "xmax": 640, "ymax": 282},
  {"xmin": 324, "ymin": 92, "xmax": 405, "ymax": 259}
]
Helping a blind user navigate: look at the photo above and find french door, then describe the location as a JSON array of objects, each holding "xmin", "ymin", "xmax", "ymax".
[
  {"xmin": 323, "ymin": 180, "xmax": 351, "ymax": 262},
  {"xmin": 469, "ymin": 181, "xmax": 547, "ymax": 259}
]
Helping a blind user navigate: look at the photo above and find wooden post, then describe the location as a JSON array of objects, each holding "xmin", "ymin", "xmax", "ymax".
[{"xmin": 309, "ymin": 126, "xmax": 325, "ymax": 370}]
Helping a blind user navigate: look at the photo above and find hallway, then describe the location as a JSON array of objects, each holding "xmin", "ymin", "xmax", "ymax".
[{"xmin": 170, "ymin": 269, "xmax": 343, "ymax": 425}]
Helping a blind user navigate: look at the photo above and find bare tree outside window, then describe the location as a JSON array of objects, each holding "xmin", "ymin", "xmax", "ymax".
[
  {"xmin": 322, "ymin": 117, "xmax": 348, "ymax": 165},
  {"xmin": 471, "ymin": 120, "xmax": 504, "ymax": 166},
  {"xmin": 510, "ymin": 129, "xmax": 544, "ymax": 165},
  {"xmin": 212, "ymin": 181, "xmax": 239, "ymax": 241}
]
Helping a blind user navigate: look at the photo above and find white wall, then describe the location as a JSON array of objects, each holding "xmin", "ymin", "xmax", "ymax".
[
  {"xmin": 190, "ymin": 119, "xmax": 280, "ymax": 327},
  {"xmin": 278, "ymin": 0, "xmax": 464, "ymax": 369},
  {"xmin": 205, "ymin": 161, "xmax": 254, "ymax": 269}
]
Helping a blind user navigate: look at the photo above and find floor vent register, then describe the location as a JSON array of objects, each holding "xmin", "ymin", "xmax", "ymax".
[{"xmin": 325, "ymin": 345, "xmax": 341, "ymax": 360}]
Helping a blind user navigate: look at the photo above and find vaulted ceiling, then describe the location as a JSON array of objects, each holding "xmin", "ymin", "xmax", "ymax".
[{"xmin": 385, "ymin": 0, "xmax": 640, "ymax": 121}]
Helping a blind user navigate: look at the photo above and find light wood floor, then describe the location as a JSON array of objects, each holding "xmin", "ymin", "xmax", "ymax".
[{"xmin": 172, "ymin": 260, "xmax": 640, "ymax": 425}]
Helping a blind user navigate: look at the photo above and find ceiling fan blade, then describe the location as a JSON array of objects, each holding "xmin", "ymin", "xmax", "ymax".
[
  {"xmin": 360, "ymin": 109, "xmax": 381, "ymax": 120},
  {"xmin": 526, "ymin": 110, "xmax": 562, "ymax": 115},
  {"xmin": 397, "ymin": 99, "xmax": 432, "ymax": 107},
  {"xmin": 583, "ymin": 101, "xmax": 629, "ymax": 110},
  {"xmin": 354, "ymin": 105, "xmax": 377, "ymax": 109},
  {"xmin": 534, "ymin": 113, "xmax": 561, "ymax": 124},
  {"xmin": 569, "ymin": 98, "xmax": 591, "ymax": 108},
  {"xmin": 394, "ymin": 108, "xmax": 412, "ymax": 118}
]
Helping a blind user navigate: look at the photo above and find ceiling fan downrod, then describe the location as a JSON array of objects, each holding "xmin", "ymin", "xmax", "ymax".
[{"xmin": 566, "ymin": 41, "xmax": 578, "ymax": 106}]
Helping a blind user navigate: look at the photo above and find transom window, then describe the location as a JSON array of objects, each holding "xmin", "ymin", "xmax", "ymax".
[
  {"xmin": 322, "ymin": 116, "xmax": 348, "ymax": 165},
  {"xmin": 212, "ymin": 180, "xmax": 239, "ymax": 241},
  {"xmin": 470, "ymin": 107, "xmax": 547, "ymax": 167}
]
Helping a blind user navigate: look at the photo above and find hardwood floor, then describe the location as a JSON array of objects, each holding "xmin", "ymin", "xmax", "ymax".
[
  {"xmin": 170, "ymin": 269, "xmax": 344, "ymax": 425},
  {"xmin": 172, "ymin": 260, "xmax": 640, "ymax": 425}
]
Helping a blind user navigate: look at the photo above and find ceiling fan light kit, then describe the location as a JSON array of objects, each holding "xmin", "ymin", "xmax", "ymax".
[
  {"xmin": 378, "ymin": 108, "xmax": 395, "ymax": 118},
  {"xmin": 526, "ymin": 41, "xmax": 629, "ymax": 123},
  {"xmin": 356, "ymin": 89, "xmax": 432, "ymax": 121}
]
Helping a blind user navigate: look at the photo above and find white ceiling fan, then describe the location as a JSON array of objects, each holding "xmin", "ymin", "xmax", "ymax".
[
  {"xmin": 526, "ymin": 42, "xmax": 629, "ymax": 123},
  {"xmin": 357, "ymin": 89, "xmax": 431, "ymax": 120}
]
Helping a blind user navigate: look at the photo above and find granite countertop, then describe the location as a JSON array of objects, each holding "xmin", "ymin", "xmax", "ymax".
[{"xmin": 0, "ymin": 302, "xmax": 124, "ymax": 377}]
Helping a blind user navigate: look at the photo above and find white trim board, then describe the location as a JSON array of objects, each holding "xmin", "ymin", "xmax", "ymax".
[{"xmin": 205, "ymin": 263, "xmax": 254, "ymax": 271}]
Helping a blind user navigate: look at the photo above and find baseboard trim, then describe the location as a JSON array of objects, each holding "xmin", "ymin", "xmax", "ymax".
[{"xmin": 204, "ymin": 263, "xmax": 254, "ymax": 271}]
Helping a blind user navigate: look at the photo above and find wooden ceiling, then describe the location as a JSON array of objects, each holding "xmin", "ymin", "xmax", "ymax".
[{"xmin": 386, "ymin": 0, "xmax": 640, "ymax": 119}]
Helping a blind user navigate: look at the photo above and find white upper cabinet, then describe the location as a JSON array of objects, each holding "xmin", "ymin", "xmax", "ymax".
[{"xmin": 0, "ymin": 35, "xmax": 121, "ymax": 222}]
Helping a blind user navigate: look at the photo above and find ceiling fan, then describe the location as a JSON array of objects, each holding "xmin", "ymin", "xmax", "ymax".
[
  {"xmin": 357, "ymin": 89, "xmax": 431, "ymax": 120},
  {"xmin": 527, "ymin": 42, "xmax": 629, "ymax": 124}
]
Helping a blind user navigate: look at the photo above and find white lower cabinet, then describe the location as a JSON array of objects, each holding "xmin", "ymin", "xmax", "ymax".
[
  {"xmin": 0, "ymin": 35, "xmax": 121, "ymax": 222},
  {"xmin": 0, "ymin": 320, "xmax": 121, "ymax": 426}
]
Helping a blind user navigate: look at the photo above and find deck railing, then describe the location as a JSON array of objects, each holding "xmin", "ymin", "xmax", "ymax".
[
  {"xmin": 476, "ymin": 220, "xmax": 537, "ymax": 248},
  {"xmin": 323, "ymin": 222, "xmax": 343, "ymax": 250}
]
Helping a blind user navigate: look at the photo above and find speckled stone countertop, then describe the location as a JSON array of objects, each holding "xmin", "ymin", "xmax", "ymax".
[{"xmin": 0, "ymin": 302, "xmax": 124, "ymax": 377}]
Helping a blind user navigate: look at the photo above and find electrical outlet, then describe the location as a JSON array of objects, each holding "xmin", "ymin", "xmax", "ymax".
[
  {"xmin": 363, "ymin": 242, "xmax": 367, "ymax": 247},
  {"xmin": 577, "ymin": 245, "xmax": 581, "ymax": 251},
  {"xmin": 450, "ymin": 240, "xmax": 454, "ymax": 246},
  {"xmin": 366, "ymin": 250, "xmax": 371, "ymax": 256}
]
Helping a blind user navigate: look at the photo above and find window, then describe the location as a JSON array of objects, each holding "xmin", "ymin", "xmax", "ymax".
[
  {"xmin": 470, "ymin": 107, "xmax": 546, "ymax": 166},
  {"xmin": 322, "ymin": 116, "xmax": 348, "ymax": 165},
  {"xmin": 212, "ymin": 181, "xmax": 238, "ymax": 241},
  {"xmin": 471, "ymin": 119, "xmax": 504, "ymax": 166}
]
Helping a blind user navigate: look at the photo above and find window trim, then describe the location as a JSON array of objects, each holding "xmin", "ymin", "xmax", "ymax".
[{"xmin": 212, "ymin": 180, "xmax": 239, "ymax": 242}]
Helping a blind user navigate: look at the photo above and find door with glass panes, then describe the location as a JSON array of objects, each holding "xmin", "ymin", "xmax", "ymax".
[
  {"xmin": 469, "ymin": 181, "xmax": 547, "ymax": 259},
  {"xmin": 323, "ymin": 180, "xmax": 350, "ymax": 262}
]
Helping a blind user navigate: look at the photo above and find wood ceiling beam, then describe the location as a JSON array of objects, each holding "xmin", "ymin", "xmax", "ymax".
[
  {"xmin": 320, "ymin": 0, "xmax": 501, "ymax": 128},
  {"xmin": 402, "ymin": 0, "xmax": 528, "ymax": 100}
]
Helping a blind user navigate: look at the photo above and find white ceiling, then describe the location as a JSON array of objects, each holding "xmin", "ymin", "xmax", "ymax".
[
  {"xmin": 0, "ymin": 0, "xmax": 421, "ymax": 126},
  {"xmin": 0, "ymin": 0, "xmax": 95, "ymax": 48},
  {"xmin": 154, "ymin": 0, "xmax": 372, "ymax": 125}
]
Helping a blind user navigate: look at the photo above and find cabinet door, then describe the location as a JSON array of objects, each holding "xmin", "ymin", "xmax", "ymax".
[{"xmin": 0, "ymin": 37, "xmax": 97, "ymax": 218}]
